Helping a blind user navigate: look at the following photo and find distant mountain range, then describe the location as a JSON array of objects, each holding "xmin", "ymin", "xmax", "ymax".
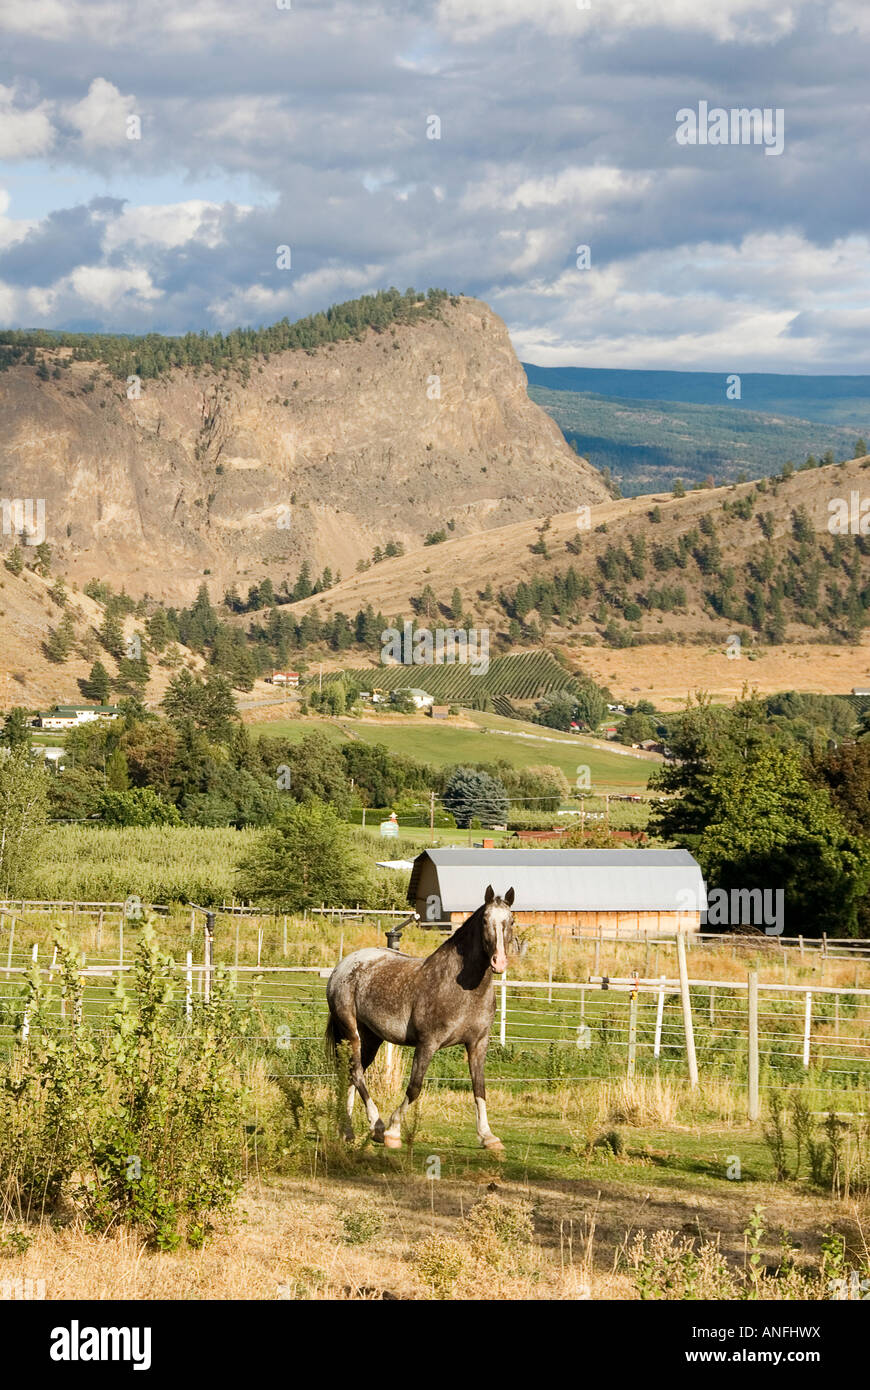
[
  {"xmin": 523, "ymin": 365, "xmax": 870, "ymax": 497},
  {"xmin": 522, "ymin": 365, "xmax": 870, "ymax": 425}
]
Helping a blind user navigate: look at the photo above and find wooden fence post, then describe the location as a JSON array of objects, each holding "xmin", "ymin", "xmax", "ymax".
[
  {"xmin": 283, "ymin": 915, "xmax": 288, "ymax": 958},
  {"xmin": 748, "ymin": 969, "xmax": 759, "ymax": 1121},
  {"xmin": 834, "ymin": 991, "xmax": 840, "ymax": 1041},
  {"xmin": 654, "ymin": 977, "xmax": 665, "ymax": 1059},
  {"xmin": 185, "ymin": 950, "xmax": 193, "ymax": 1020},
  {"xmin": 627, "ymin": 990, "xmax": 638, "ymax": 1080},
  {"xmin": 5, "ymin": 917, "xmax": 14, "ymax": 979},
  {"xmin": 548, "ymin": 925, "xmax": 555, "ymax": 1003},
  {"xmin": 676, "ymin": 931, "xmax": 698, "ymax": 1089},
  {"xmin": 203, "ymin": 911, "xmax": 215, "ymax": 1004},
  {"xmin": 802, "ymin": 991, "xmax": 812, "ymax": 1069}
]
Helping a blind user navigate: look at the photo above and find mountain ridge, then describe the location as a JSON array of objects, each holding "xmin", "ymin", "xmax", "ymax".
[{"xmin": 0, "ymin": 296, "xmax": 608, "ymax": 606}]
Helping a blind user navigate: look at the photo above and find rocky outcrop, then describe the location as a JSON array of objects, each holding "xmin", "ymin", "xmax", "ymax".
[{"xmin": 0, "ymin": 297, "xmax": 608, "ymax": 603}]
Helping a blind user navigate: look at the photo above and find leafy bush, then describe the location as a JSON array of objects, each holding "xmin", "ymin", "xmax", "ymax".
[
  {"xmin": 416, "ymin": 1235, "xmax": 470, "ymax": 1299},
  {"xmin": 0, "ymin": 923, "xmax": 249, "ymax": 1247},
  {"xmin": 464, "ymin": 1194, "xmax": 534, "ymax": 1270},
  {"xmin": 342, "ymin": 1207, "xmax": 383, "ymax": 1245},
  {"xmin": 99, "ymin": 787, "xmax": 182, "ymax": 827},
  {"xmin": 235, "ymin": 799, "xmax": 373, "ymax": 910}
]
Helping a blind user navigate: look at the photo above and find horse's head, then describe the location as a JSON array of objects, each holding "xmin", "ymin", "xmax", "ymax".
[{"xmin": 482, "ymin": 884, "xmax": 515, "ymax": 974}]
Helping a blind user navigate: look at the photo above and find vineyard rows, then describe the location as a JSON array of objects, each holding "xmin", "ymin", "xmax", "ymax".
[{"xmin": 337, "ymin": 650, "xmax": 577, "ymax": 704}]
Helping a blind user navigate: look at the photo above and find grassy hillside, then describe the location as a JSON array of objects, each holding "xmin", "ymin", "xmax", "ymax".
[
  {"xmin": 289, "ymin": 457, "xmax": 870, "ymax": 645},
  {"xmin": 245, "ymin": 711, "xmax": 653, "ymax": 788}
]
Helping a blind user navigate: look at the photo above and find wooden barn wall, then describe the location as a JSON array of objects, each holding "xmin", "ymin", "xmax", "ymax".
[{"xmin": 445, "ymin": 908, "xmax": 700, "ymax": 935}]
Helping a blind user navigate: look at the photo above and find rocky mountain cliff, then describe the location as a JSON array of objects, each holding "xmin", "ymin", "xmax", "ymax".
[{"xmin": 0, "ymin": 296, "xmax": 608, "ymax": 604}]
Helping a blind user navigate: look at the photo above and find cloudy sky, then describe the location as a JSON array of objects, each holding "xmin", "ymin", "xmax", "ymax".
[{"xmin": 0, "ymin": 0, "xmax": 867, "ymax": 371}]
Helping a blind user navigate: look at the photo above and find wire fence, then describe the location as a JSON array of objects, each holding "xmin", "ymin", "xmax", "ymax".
[{"xmin": 1, "ymin": 949, "xmax": 867, "ymax": 1113}]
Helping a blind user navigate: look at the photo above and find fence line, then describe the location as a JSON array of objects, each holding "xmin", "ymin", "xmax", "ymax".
[
  {"xmin": 1, "ymin": 956, "xmax": 867, "ymax": 1116},
  {"xmin": 1, "ymin": 900, "xmax": 869, "ymax": 955}
]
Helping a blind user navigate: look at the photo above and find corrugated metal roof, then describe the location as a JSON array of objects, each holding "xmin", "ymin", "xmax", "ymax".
[{"xmin": 408, "ymin": 848, "xmax": 706, "ymax": 912}]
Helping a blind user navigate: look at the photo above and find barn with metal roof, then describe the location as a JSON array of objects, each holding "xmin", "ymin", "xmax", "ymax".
[{"xmin": 408, "ymin": 848, "xmax": 706, "ymax": 935}]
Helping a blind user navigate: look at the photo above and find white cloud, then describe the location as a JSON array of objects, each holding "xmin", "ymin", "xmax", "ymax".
[
  {"xmin": 207, "ymin": 264, "xmax": 383, "ymax": 328},
  {"xmin": 502, "ymin": 231, "xmax": 870, "ymax": 371},
  {"xmin": 828, "ymin": 1, "xmax": 870, "ymax": 36},
  {"xmin": 101, "ymin": 200, "xmax": 235, "ymax": 253},
  {"xmin": 0, "ymin": 188, "xmax": 36, "ymax": 250},
  {"xmin": 437, "ymin": 0, "xmax": 798, "ymax": 43},
  {"xmin": 67, "ymin": 264, "xmax": 161, "ymax": 309},
  {"xmin": 64, "ymin": 78, "xmax": 138, "ymax": 150},
  {"xmin": 0, "ymin": 84, "xmax": 55, "ymax": 159},
  {"xmin": 463, "ymin": 164, "xmax": 650, "ymax": 214}
]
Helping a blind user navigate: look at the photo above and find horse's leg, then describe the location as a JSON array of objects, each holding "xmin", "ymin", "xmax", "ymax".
[
  {"xmin": 343, "ymin": 1026, "xmax": 383, "ymax": 1141},
  {"xmin": 383, "ymin": 1041, "xmax": 436, "ymax": 1150},
  {"xmin": 336, "ymin": 1011, "xmax": 385, "ymax": 1141},
  {"xmin": 467, "ymin": 1034, "xmax": 503, "ymax": 1151}
]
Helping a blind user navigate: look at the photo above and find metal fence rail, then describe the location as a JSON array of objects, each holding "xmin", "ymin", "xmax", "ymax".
[{"xmin": 1, "ymin": 955, "xmax": 867, "ymax": 1114}]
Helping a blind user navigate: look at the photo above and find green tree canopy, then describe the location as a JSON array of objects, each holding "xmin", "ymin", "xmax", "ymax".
[
  {"xmin": 697, "ymin": 745, "xmax": 869, "ymax": 937},
  {"xmin": 99, "ymin": 787, "xmax": 182, "ymax": 827},
  {"xmin": 442, "ymin": 766, "xmax": 509, "ymax": 828},
  {"xmin": 234, "ymin": 800, "xmax": 372, "ymax": 910},
  {"xmin": 0, "ymin": 747, "xmax": 49, "ymax": 895}
]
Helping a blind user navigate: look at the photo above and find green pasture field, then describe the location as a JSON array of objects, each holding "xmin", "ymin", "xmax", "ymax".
[{"xmin": 247, "ymin": 711, "xmax": 652, "ymax": 790}]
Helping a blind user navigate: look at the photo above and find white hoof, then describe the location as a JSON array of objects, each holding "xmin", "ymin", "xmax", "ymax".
[
  {"xmin": 481, "ymin": 1135, "xmax": 504, "ymax": 1152},
  {"xmin": 383, "ymin": 1132, "xmax": 402, "ymax": 1149}
]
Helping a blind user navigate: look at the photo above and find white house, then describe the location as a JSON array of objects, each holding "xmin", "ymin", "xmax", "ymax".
[
  {"xmin": 37, "ymin": 704, "xmax": 119, "ymax": 730},
  {"xmin": 397, "ymin": 688, "xmax": 434, "ymax": 710}
]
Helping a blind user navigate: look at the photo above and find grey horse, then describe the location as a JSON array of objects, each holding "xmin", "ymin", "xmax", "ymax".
[{"xmin": 325, "ymin": 886, "xmax": 515, "ymax": 1150}]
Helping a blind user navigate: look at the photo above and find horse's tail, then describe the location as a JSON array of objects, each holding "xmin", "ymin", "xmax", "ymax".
[{"xmin": 324, "ymin": 1012, "xmax": 339, "ymax": 1066}]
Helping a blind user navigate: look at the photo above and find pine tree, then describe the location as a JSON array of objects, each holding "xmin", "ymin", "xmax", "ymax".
[
  {"xmin": 45, "ymin": 612, "xmax": 76, "ymax": 663},
  {"xmin": 83, "ymin": 661, "xmax": 111, "ymax": 702},
  {"xmin": 100, "ymin": 609, "xmax": 125, "ymax": 659}
]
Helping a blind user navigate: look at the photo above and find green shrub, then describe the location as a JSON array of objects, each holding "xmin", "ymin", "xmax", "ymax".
[
  {"xmin": 342, "ymin": 1207, "xmax": 383, "ymax": 1245},
  {"xmin": 0, "ymin": 923, "xmax": 249, "ymax": 1247}
]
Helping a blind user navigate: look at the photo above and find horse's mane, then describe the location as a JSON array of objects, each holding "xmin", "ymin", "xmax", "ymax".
[{"xmin": 448, "ymin": 902, "xmax": 485, "ymax": 955}]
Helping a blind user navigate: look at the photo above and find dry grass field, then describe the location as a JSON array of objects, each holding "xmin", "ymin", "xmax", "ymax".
[
  {"xmin": 4, "ymin": 1075, "xmax": 867, "ymax": 1301},
  {"xmin": 562, "ymin": 638, "xmax": 870, "ymax": 708}
]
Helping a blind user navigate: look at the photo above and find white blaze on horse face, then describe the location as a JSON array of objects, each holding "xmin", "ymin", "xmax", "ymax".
[{"xmin": 490, "ymin": 906, "xmax": 509, "ymax": 973}]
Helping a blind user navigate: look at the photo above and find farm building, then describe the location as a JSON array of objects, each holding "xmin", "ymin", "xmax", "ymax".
[
  {"xmin": 407, "ymin": 848, "xmax": 706, "ymax": 935},
  {"xmin": 396, "ymin": 687, "xmax": 434, "ymax": 709},
  {"xmin": 36, "ymin": 704, "xmax": 119, "ymax": 730}
]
